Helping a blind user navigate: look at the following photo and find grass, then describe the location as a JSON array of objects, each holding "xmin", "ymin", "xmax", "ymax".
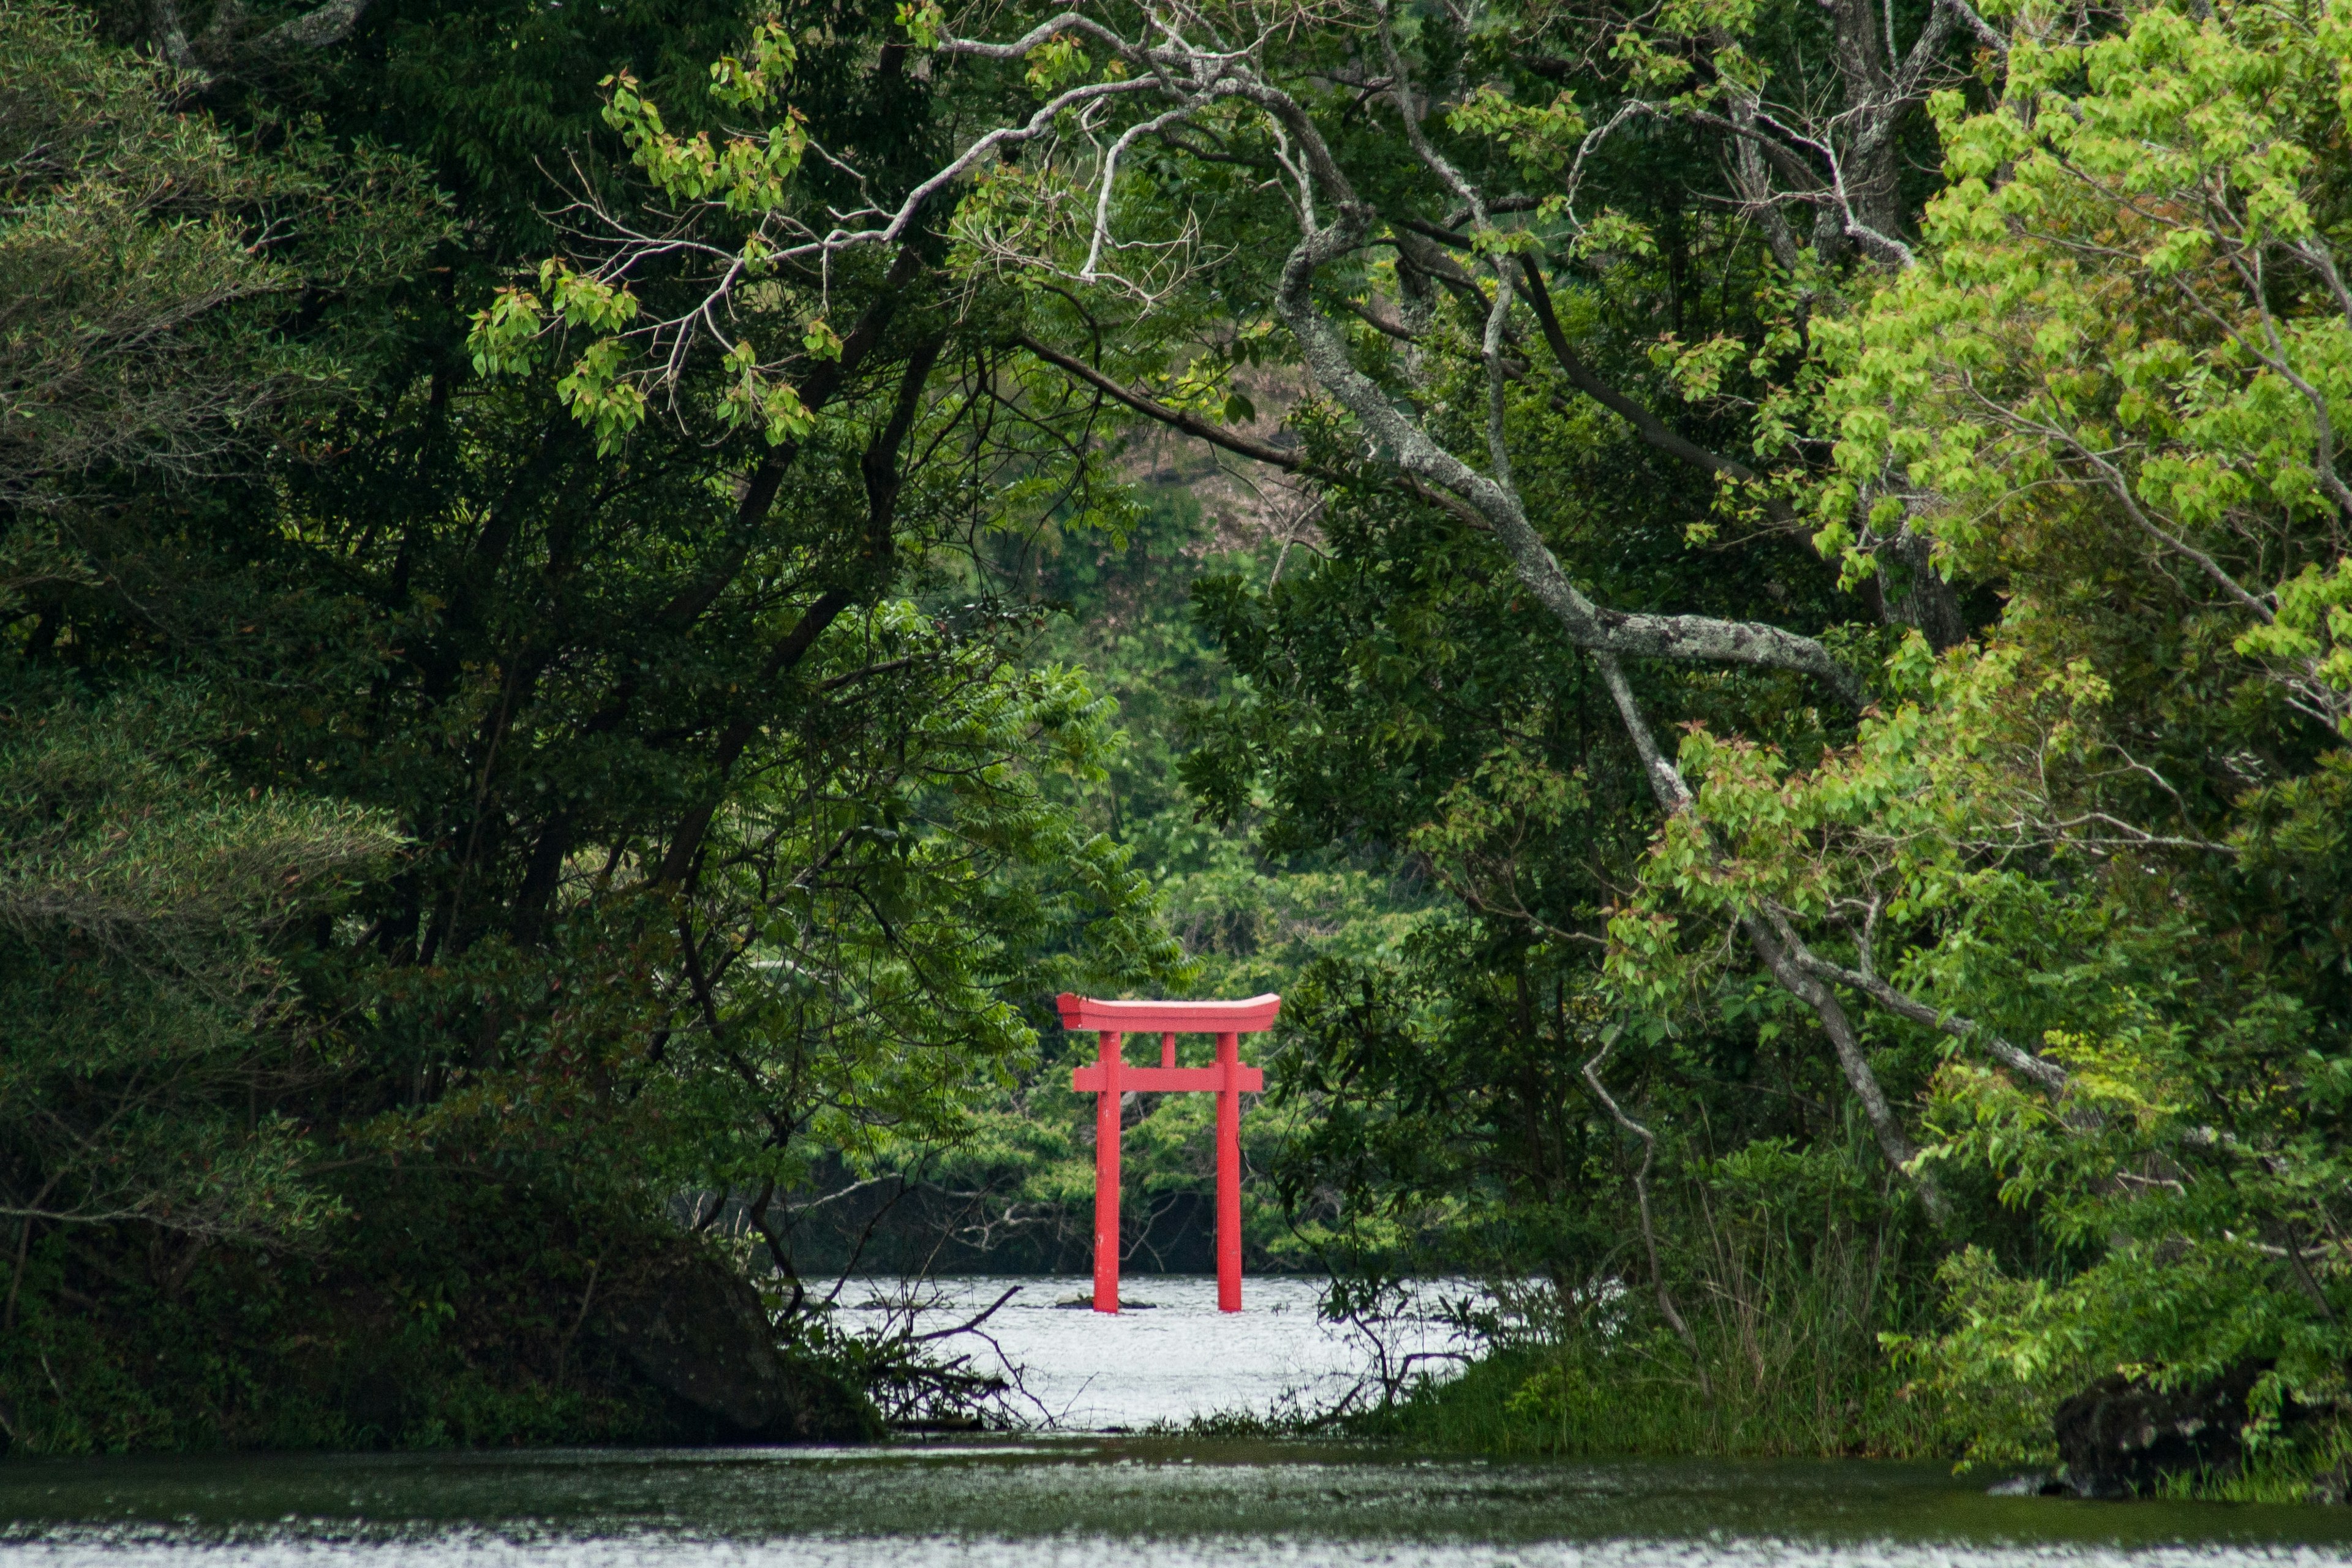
[{"xmin": 1343, "ymin": 1187, "xmax": 1950, "ymax": 1460}]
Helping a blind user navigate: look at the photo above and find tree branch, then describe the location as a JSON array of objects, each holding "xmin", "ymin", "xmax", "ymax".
[
  {"xmin": 1790, "ymin": 949, "xmax": 2069, "ymax": 1088},
  {"xmin": 1013, "ymin": 333, "xmax": 1493, "ymax": 532},
  {"xmin": 1518, "ymin": 258, "xmax": 1800, "ymax": 525},
  {"xmin": 1583, "ymin": 1029, "xmax": 1714, "ymax": 1400}
]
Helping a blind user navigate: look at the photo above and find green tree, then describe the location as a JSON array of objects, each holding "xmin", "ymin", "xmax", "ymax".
[
  {"xmin": 1, "ymin": 0, "xmax": 1180, "ymax": 1450},
  {"xmin": 1678, "ymin": 0, "xmax": 2352, "ymax": 1469},
  {"xmin": 0, "ymin": 0, "xmax": 438, "ymax": 504},
  {"xmin": 0, "ymin": 690, "xmax": 395, "ymax": 1331},
  {"xmin": 693, "ymin": 0, "xmax": 2352, "ymax": 1476}
]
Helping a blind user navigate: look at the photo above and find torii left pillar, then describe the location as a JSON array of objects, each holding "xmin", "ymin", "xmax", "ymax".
[{"xmin": 1058, "ymin": 992, "xmax": 1280, "ymax": 1313}]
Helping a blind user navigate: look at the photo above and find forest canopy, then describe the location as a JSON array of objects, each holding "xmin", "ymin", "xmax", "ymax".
[{"xmin": 2, "ymin": 0, "xmax": 2350, "ymax": 1488}]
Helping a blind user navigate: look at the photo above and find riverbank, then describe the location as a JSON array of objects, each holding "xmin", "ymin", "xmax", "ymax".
[
  {"xmin": 1337, "ymin": 1343, "xmax": 1938, "ymax": 1460},
  {"xmin": 1324, "ymin": 1347, "xmax": 2352, "ymax": 1509}
]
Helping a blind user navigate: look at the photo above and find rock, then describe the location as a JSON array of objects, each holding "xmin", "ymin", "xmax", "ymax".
[
  {"xmin": 2052, "ymin": 1362, "xmax": 2267, "ymax": 1498},
  {"xmin": 1054, "ymin": 1295, "xmax": 1156, "ymax": 1310},
  {"xmin": 600, "ymin": 1245, "xmax": 880, "ymax": 1444},
  {"xmin": 1986, "ymin": 1472, "xmax": 2071, "ymax": 1497}
]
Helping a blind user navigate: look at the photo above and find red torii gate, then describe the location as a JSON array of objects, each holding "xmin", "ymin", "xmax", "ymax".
[{"xmin": 1057, "ymin": 992, "xmax": 1280, "ymax": 1314}]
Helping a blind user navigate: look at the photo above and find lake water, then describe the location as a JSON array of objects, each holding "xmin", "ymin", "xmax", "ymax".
[
  {"xmin": 837, "ymin": 1274, "xmax": 1476, "ymax": 1430},
  {"xmin": 7, "ymin": 1275, "xmax": 2352, "ymax": 1566},
  {"xmin": 9, "ymin": 1443, "xmax": 2352, "ymax": 1566}
]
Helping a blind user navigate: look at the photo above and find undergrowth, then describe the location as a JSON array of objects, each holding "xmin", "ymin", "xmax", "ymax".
[{"xmin": 1347, "ymin": 1330, "xmax": 1939, "ymax": 1459}]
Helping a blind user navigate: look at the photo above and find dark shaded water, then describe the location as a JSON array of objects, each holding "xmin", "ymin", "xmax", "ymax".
[{"xmin": 6, "ymin": 1441, "xmax": 2352, "ymax": 1566}]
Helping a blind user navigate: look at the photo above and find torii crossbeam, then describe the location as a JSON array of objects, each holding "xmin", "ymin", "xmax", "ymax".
[{"xmin": 1057, "ymin": 992, "xmax": 1281, "ymax": 1313}]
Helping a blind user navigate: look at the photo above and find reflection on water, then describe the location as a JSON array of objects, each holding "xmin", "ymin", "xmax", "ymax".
[
  {"xmin": 840, "ymin": 1274, "xmax": 1473, "ymax": 1430},
  {"xmin": 7, "ymin": 1441, "xmax": 2352, "ymax": 1566}
]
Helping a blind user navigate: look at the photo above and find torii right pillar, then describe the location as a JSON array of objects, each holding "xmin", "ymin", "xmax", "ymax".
[{"xmin": 1057, "ymin": 993, "xmax": 1280, "ymax": 1312}]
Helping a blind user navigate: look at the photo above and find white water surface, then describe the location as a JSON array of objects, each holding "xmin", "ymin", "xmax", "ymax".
[{"xmin": 837, "ymin": 1274, "xmax": 1477, "ymax": 1430}]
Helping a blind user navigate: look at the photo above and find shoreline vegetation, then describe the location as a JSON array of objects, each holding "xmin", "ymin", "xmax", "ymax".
[{"xmin": 8, "ymin": 0, "xmax": 2352, "ymax": 1511}]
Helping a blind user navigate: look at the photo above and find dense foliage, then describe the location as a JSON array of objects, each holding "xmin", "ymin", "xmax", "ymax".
[
  {"xmin": 1, "ymin": 0, "xmax": 1172, "ymax": 1449},
  {"xmin": 6, "ymin": 0, "xmax": 2352, "ymax": 1491}
]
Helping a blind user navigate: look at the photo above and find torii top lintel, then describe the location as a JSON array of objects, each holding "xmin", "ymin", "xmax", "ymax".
[{"xmin": 1053, "ymin": 992, "xmax": 1281, "ymax": 1033}]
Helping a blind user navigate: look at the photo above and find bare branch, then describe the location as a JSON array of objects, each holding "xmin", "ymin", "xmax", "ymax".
[
  {"xmin": 1582, "ymin": 1028, "xmax": 1714, "ymax": 1400},
  {"xmin": 1790, "ymin": 949, "xmax": 2070, "ymax": 1088}
]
